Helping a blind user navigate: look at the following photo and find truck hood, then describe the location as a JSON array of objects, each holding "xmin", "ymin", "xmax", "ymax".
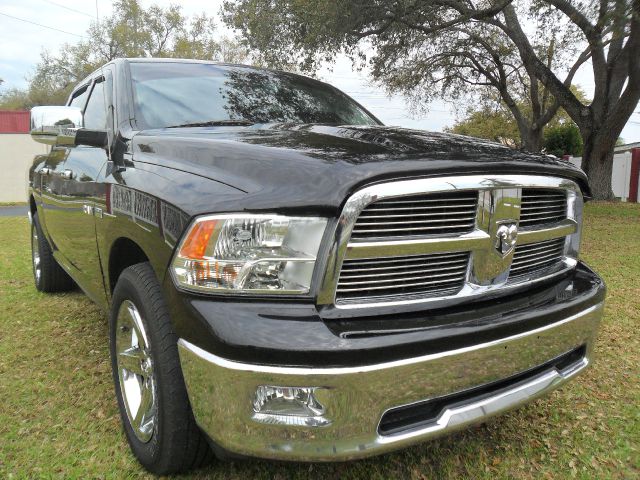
[{"xmin": 131, "ymin": 123, "xmax": 589, "ymax": 214}]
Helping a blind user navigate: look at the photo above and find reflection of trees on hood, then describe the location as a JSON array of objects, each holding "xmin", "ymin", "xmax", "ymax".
[{"xmin": 221, "ymin": 70, "xmax": 346, "ymax": 124}]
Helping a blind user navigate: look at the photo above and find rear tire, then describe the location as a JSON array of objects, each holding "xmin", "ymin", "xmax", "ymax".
[
  {"xmin": 31, "ymin": 212, "xmax": 74, "ymax": 292},
  {"xmin": 109, "ymin": 262, "xmax": 213, "ymax": 475}
]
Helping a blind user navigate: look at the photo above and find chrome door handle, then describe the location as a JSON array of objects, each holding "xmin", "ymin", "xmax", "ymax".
[
  {"xmin": 40, "ymin": 167, "xmax": 52, "ymax": 175},
  {"xmin": 61, "ymin": 169, "xmax": 74, "ymax": 180}
]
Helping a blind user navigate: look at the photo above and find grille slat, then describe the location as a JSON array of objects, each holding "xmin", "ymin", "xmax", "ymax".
[
  {"xmin": 340, "ymin": 255, "xmax": 458, "ymax": 268},
  {"xmin": 337, "ymin": 277, "xmax": 464, "ymax": 293},
  {"xmin": 511, "ymin": 247, "xmax": 564, "ymax": 263},
  {"xmin": 520, "ymin": 206, "xmax": 567, "ymax": 215},
  {"xmin": 519, "ymin": 213, "xmax": 567, "ymax": 223},
  {"xmin": 521, "ymin": 194, "xmax": 566, "ymax": 200},
  {"xmin": 363, "ymin": 204, "xmax": 477, "ymax": 212},
  {"xmin": 509, "ymin": 239, "xmax": 563, "ymax": 256},
  {"xmin": 336, "ymin": 252, "xmax": 469, "ymax": 301},
  {"xmin": 510, "ymin": 250, "xmax": 564, "ymax": 270},
  {"xmin": 519, "ymin": 189, "xmax": 567, "ymax": 228},
  {"xmin": 369, "ymin": 197, "xmax": 478, "ymax": 206},
  {"xmin": 519, "ymin": 202, "xmax": 566, "ymax": 209},
  {"xmin": 359, "ymin": 211, "xmax": 476, "ymax": 218},
  {"xmin": 509, "ymin": 238, "xmax": 565, "ymax": 277},
  {"xmin": 350, "ymin": 191, "xmax": 478, "ymax": 241},
  {"xmin": 340, "ymin": 264, "xmax": 469, "ymax": 278},
  {"xmin": 352, "ymin": 225, "xmax": 476, "ymax": 234},
  {"xmin": 338, "ymin": 269, "xmax": 468, "ymax": 287},
  {"xmin": 355, "ymin": 215, "xmax": 476, "ymax": 226}
]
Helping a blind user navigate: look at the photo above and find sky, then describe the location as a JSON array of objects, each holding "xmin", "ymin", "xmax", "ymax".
[{"xmin": 1, "ymin": 0, "xmax": 639, "ymax": 141}]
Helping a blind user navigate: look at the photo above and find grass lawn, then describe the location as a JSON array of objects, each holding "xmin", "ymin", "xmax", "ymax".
[{"xmin": 0, "ymin": 203, "xmax": 638, "ymax": 479}]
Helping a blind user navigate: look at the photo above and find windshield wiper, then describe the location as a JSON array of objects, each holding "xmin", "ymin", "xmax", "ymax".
[{"xmin": 167, "ymin": 119, "xmax": 255, "ymax": 128}]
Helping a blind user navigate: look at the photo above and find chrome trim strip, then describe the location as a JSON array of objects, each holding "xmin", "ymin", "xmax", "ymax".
[
  {"xmin": 517, "ymin": 220, "xmax": 577, "ymax": 244},
  {"xmin": 317, "ymin": 174, "xmax": 583, "ymax": 308},
  {"xmin": 177, "ymin": 303, "xmax": 600, "ymax": 376},
  {"xmin": 344, "ymin": 231, "xmax": 490, "ymax": 259}
]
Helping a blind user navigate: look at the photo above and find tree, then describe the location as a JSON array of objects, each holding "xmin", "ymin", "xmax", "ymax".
[
  {"xmin": 370, "ymin": 19, "xmax": 584, "ymax": 153},
  {"xmin": 223, "ymin": 0, "xmax": 639, "ymax": 199},
  {"xmin": 449, "ymin": 107, "xmax": 585, "ymax": 155},
  {"xmin": 448, "ymin": 86, "xmax": 588, "ymax": 151},
  {"xmin": 0, "ymin": 0, "xmax": 248, "ymax": 110},
  {"xmin": 0, "ymin": 88, "xmax": 32, "ymax": 110},
  {"xmin": 448, "ymin": 105, "xmax": 585, "ymax": 155},
  {"xmin": 446, "ymin": 106, "xmax": 521, "ymax": 147},
  {"xmin": 544, "ymin": 123, "xmax": 583, "ymax": 157}
]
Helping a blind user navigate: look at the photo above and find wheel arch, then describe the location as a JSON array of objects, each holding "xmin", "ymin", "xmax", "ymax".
[{"xmin": 108, "ymin": 237, "xmax": 152, "ymax": 294}]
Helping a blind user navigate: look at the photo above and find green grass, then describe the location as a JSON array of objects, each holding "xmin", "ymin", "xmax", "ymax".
[
  {"xmin": 0, "ymin": 203, "xmax": 638, "ymax": 479},
  {"xmin": 0, "ymin": 202, "xmax": 27, "ymax": 207}
]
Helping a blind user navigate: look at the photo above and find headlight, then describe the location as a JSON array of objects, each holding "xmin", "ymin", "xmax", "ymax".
[{"xmin": 171, "ymin": 214, "xmax": 328, "ymax": 294}]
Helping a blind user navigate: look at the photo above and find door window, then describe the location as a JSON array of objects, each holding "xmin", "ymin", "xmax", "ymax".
[
  {"xmin": 84, "ymin": 79, "xmax": 107, "ymax": 130},
  {"xmin": 69, "ymin": 85, "xmax": 89, "ymax": 109}
]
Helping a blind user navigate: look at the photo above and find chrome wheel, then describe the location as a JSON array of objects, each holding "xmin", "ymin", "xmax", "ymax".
[
  {"xmin": 31, "ymin": 227, "xmax": 41, "ymax": 284},
  {"xmin": 116, "ymin": 300, "xmax": 157, "ymax": 443}
]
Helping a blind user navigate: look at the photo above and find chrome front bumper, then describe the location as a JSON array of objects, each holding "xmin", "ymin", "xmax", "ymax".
[{"xmin": 178, "ymin": 302, "xmax": 603, "ymax": 461}]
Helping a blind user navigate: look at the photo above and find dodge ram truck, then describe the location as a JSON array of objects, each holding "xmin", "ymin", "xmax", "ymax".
[{"xmin": 28, "ymin": 58, "xmax": 605, "ymax": 475}]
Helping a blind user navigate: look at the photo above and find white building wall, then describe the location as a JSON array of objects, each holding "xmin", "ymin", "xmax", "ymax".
[{"xmin": 0, "ymin": 134, "xmax": 49, "ymax": 203}]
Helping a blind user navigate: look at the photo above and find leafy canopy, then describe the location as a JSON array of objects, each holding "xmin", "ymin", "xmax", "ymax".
[{"xmin": 543, "ymin": 123, "xmax": 583, "ymax": 157}]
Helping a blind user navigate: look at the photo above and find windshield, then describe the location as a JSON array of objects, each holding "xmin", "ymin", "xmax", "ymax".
[{"xmin": 129, "ymin": 62, "xmax": 380, "ymax": 129}]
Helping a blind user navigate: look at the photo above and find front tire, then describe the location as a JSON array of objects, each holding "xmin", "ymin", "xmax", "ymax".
[
  {"xmin": 31, "ymin": 212, "xmax": 74, "ymax": 292},
  {"xmin": 109, "ymin": 262, "xmax": 212, "ymax": 475}
]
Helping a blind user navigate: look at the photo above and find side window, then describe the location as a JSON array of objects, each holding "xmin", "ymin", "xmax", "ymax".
[
  {"xmin": 83, "ymin": 79, "xmax": 107, "ymax": 130},
  {"xmin": 68, "ymin": 86, "xmax": 89, "ymax": 109}
]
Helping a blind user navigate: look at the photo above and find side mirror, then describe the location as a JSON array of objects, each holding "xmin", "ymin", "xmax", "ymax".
[{"xmin": 30, "ymin": 106, "xmax": 108, "ymax": 148}]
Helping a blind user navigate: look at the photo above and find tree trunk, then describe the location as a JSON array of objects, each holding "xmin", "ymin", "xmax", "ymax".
[
  {"xmin": 581, "ymin": 130, "xmax": 617, "ymax": 200},
  {"xmin": 520, "ymin": 127, "xmax": 544, "ymax": 152}
]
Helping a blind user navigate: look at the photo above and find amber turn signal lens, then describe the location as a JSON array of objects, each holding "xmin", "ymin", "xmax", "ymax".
[{"xmin": 178, "ymin": 220, "xmax": 217, "ymax": 259}]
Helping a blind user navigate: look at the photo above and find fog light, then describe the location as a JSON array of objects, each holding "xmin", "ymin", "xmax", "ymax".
[{"xmin": 252, "ymin": 386, "xmax": 330, "ymax": 427}]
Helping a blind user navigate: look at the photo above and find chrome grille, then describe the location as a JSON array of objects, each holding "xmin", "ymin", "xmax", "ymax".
[
  {"xmin": 520, "ymin": 189, "xmax": 567, "ymax": 228},
  {"xmin": 350, "ymin": 191, "xmax": 478, "ymax": 240},
  {"xmin": 509, "ymin": 238, "xmax": 566, "ymax": 278},
  {"xmin": 336, "ymin": 252, "xmax": 469, "ymax": 303},
  {"xmin": 319, "ymin": 175, "xmax": 582, "ymax": 308}
]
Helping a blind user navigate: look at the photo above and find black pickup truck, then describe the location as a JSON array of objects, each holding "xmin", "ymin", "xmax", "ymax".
[{"xmin": 28, "ymin": 58, "xmax": 605, "ymax": 475}]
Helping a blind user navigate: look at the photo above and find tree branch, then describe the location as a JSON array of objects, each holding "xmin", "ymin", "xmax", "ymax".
[
  {"xmin": 544, "ymin": 0, "xmax": 598, "ymax": 41},
  {"xmin": 494, "ymin": 6, "xmax": 587, "ymax": 125}
]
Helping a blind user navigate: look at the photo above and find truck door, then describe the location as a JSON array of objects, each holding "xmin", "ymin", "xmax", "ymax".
[
  {"xmin": 39, "ymin": 84, "xmax": 90, "ymax": 258},
  {"xmin": 56, "ymin": 72, "xmax": 112, "ymax": 304}
]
